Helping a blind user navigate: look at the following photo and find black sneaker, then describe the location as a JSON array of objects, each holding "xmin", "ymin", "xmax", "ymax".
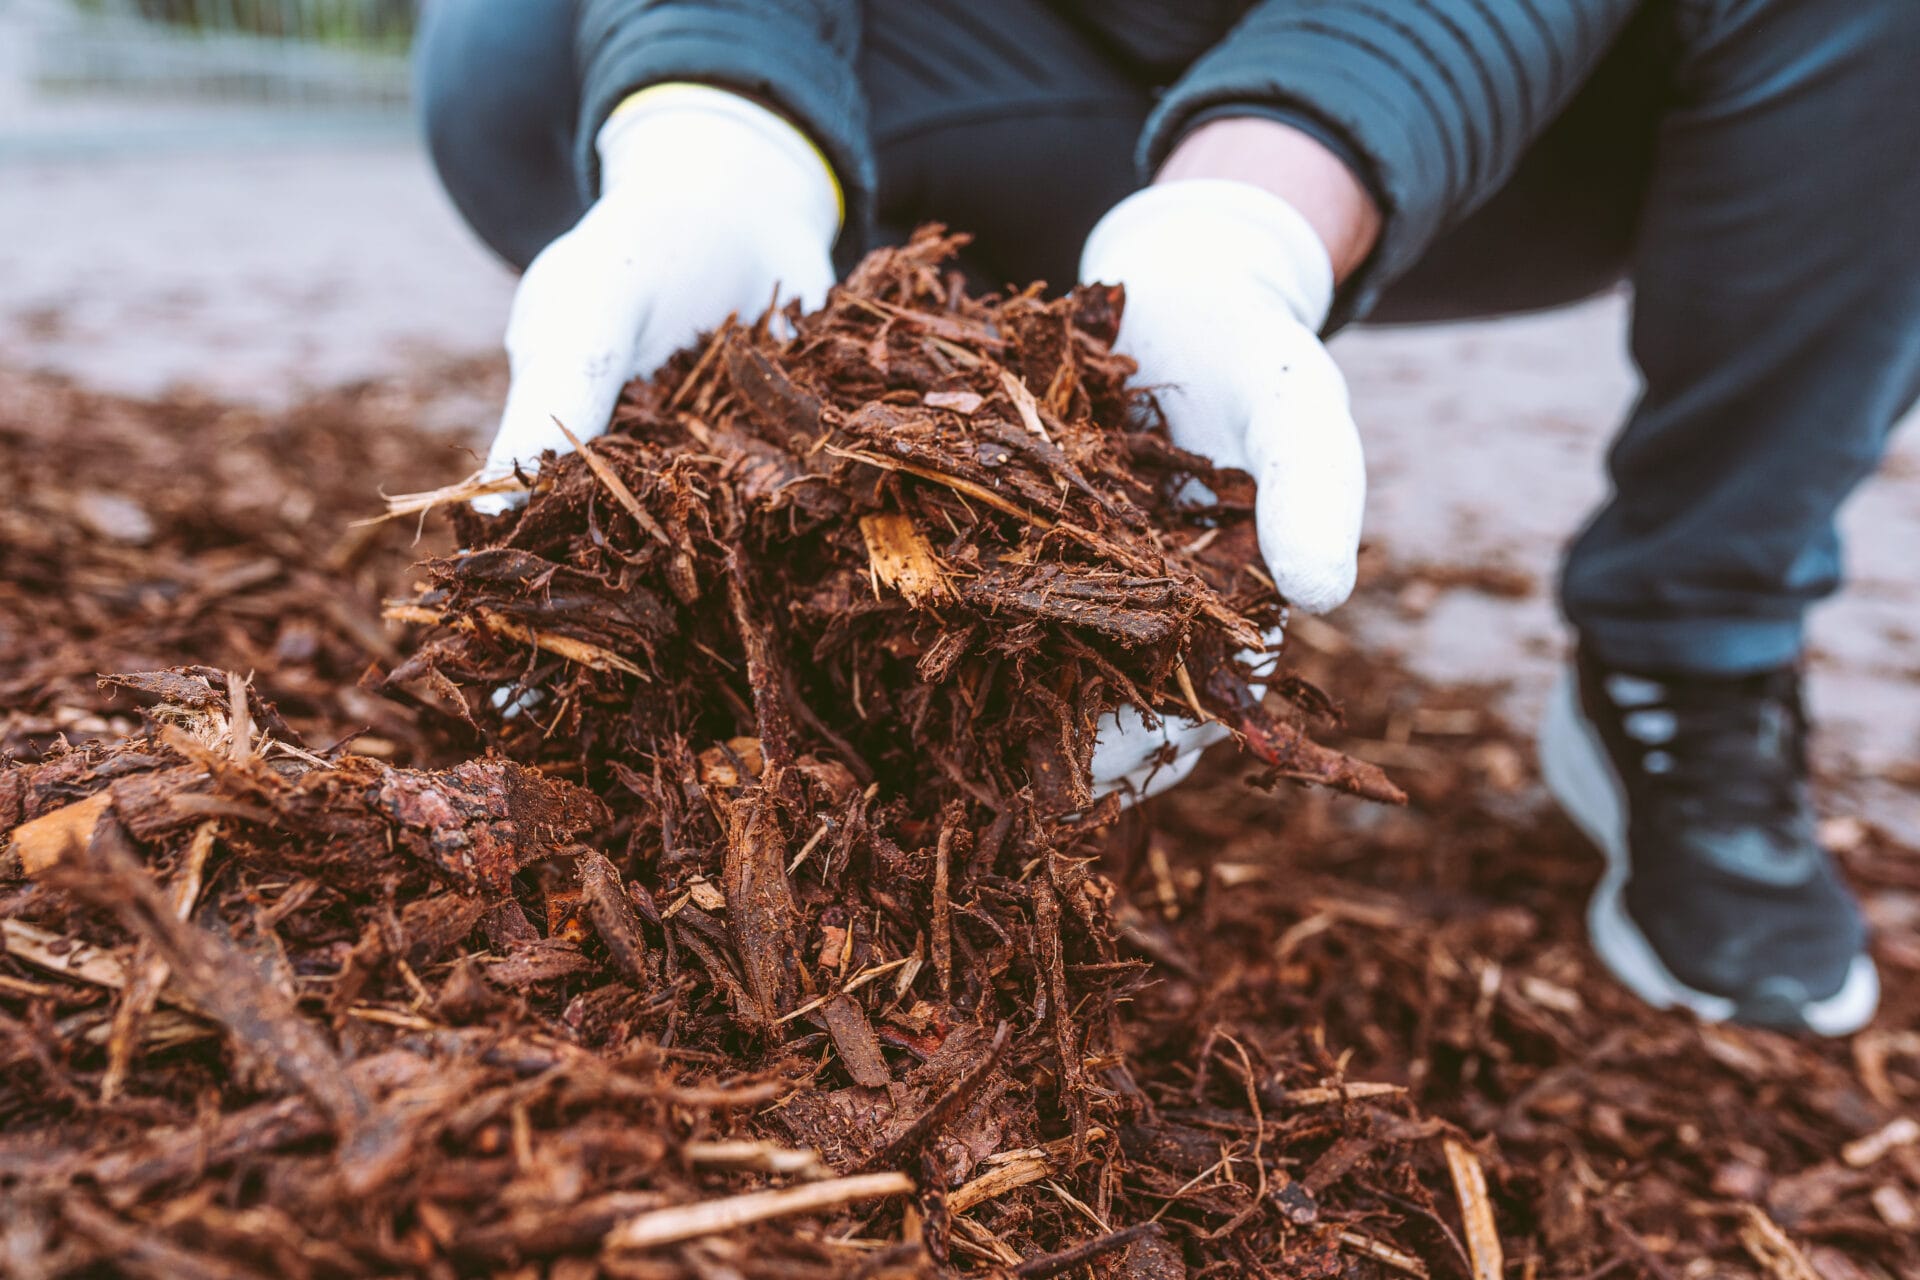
[{"xmin": 1539, "ymin": 649, "xmax": 1878, "ymax": 1035}]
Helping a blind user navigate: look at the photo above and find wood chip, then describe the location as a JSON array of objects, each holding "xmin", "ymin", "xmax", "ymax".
[
  {"xmin": 998, "ymin": 369, "xmax": 1052, "ymax": 444},
  {"xmin": 682, "ymin": 1141, "xmax": 824, "ymax": 1177},
  {"xmin": 924, "ymin": 390, "xmax": 983, "ymax": 414},
  {"xmin": 1013, "ymin": 1222, "xmax": 1163, "ymax": 1279},
  {"xmin": 932, "ymin": 816, "xmax": 955, "ymax": 1001},
  {"xmin": 821, "ymin": 992, "xmax": 892, "ymax": 1089},
  {"xmin": 1269, "ymin": 1081, "xmax": 1406, "ymax": 1108},
  {"xmin": 578, "ymin": 849, "xmax": 650, "ymax": 988},
  {"xmin": 951, "ymin": 1128, "xmax": 1109, "ymax": 1215},
  {"xmin": 1340, "ymin": 1230, "xmax": 1429, "ymax": 1277},
  {"xmin": 859, "ymin": 512, "xmax": 952, "ymax": 607},
  {"xmin": 1444, "ymin": 1138, "xmax": 1504, "ymax": 1280},
  {"xmin": 369, "ymin": 471, "xmax": 528, "ymax": 523},
  {"xmin": 102, "ymin": 817, "xmax": 217, "ymax": 1101},
  {"xmin": 686, "ymin": 878, "xmax": 727, "ymax": 912},
  {"xmin": 1737, "ymin": 1206, "xmax": 1820, "ymax": 1280},
  {"xmin": 9, "ymin": 791, "xmax": 113, "ymax": 877},
  {"xmin": 825, "ymin": 445, "xmax": 1053, "ymax": 528},
  {"xmin": 382, "ymin": 603, "xmax": 648, "ymax": 680},
  {"xmin": 604, "ymin": 1171, "xmax": 915, "ymax": 1251},
  {"xmin": 5, "ymin": 918, "xmax": 142, "ymax": 996},
  {"xmin": 1840, "ymin": 1116, "xmax": 1919, "ymax": 1168},
  {"xmin": 1870, "ymin": 1183, "xmax": 1917, "ymax": 1230}
]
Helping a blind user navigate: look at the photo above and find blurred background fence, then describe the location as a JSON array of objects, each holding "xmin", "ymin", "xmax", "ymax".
[{"xmin": 7, "ymin": 0, "xmax": 416, "ymax": 108}]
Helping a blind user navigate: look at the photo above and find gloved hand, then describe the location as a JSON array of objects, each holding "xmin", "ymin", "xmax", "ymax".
[
  {"xmin": 1079, "ymin": 179, "xmax": 1366, "ymax": 799},
  {"xmin": 474, "ymin": 84, "xmax": 841, "ymax": 514}
]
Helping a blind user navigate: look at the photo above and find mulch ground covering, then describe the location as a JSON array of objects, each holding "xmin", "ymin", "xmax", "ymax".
[{"xmin": 2, "ymin": 232, "xmax": 1916, "ymax": 1280}]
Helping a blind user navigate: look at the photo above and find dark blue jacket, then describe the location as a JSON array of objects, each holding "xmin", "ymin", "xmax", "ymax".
[{"xmin": 573, "ymin": 0, "xmax": 1636, "ymax": 284}]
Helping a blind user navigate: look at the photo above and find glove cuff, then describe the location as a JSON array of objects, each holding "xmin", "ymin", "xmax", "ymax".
[
  {"xmin": 1080, "ymin": 179, "xmax": 1334, "ymax": 332},
  {"xmin": 596, "ymin": 83, "xmax": 844, "ymax": 243}
]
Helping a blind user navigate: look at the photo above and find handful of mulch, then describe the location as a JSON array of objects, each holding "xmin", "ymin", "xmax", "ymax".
[{"xmin": 392, "ymin": 227, "xmax": 1397, "ymax": 812}]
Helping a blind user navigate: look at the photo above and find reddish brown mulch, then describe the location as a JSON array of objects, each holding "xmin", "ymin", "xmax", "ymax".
[{"xmin": 1, "ymin": 234, "xmax": 1915, "ymax": 1280}]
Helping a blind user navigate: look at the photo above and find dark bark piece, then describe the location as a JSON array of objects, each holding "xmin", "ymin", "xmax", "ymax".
[
  {"xmin": 931, "ymin": 808, "xmax": 960, "ymax": 1000},
  {"xmin": 1203, "ymin": 664, "xmax": 1407, "ymax": 804},
  {"xmin": 1120, "ymin": 1121, "xmax": 1227, "ymax": 1179},
  {"xmin": 577, "ymin": 847, "xmax": 650, "ymax": 987},
  {"xmin": 720, "ymin": 785, "xmax": 800, "ymax": 1027},
  {"xmin": 433, "ymin": 957, "xmax": 507, "ymax": 1023},
  {"xmin": 1032, "ymin": 877, "xmax": 1089, "ymax": 1159},
  {"xmin": 397, "ymin": 892, "xmax": 489, "ymax": 966},
  {"xmin": 1303, "ymin": 1134, "xmax": 1377, "ymax": 1195},
  {"xmin": 377, "ymin": 757, "xmax": 607, "ymax": 893},
  {"xmin": 725, "ymin": 556, "xmax": 798, "ymax": 778},
  {"xmin": 856, "ymin": 1021, "xmax": 1009, "ymax": 1174},
  {"xmin": 480, "ymin": 938, "xmax": 593, "ymax": 989},
  {"xmin": 100, "ymin": 667, "xmax": 300, "ymax": 745},
  {"xmin": 481, "ymin": 897, "xmax": 540, "ymax": 950},
  {"xmin": 726, "ymin": 341, "xmax": 825, "ymax": 443},
  {"xmin": 100, "ymin": 667, "xmax": 223, "ymax": 709},
  {"xmin": 960, "ymin": 567, "xmax": 1186, "ymax": 649},
  {"xmin": 108, "ymin": 766, "xmax": 217, "ymax": 844},
  {"xmin": 773, "ymin": 1085, "xmax": 899, "ymax": 1174},
  {"xmin": 1101, "ymin": 1230, "xmax": 1188, "ymax": 1280},
  {"xmin": 821, "ymin": 993, "xmax": 892, "ymax": 1089},
  {"xmin": 1269, "ymin": 1176, "xmax": 1320, "ymax": 1226},
  {"xmin": 0, "ymin": 768, "xmax": 23, "ymax": 831},
  {"xmin": 1027, "ymin": 728, "xmax": 1093, "ymax": 818},
  {"xmin": 1017, "ymin": 1222, "xmax": 1167, "ymax": 1279},
  {"xmin": 444, "ymin": 547, "xmax": 678, "ymax": 650}
]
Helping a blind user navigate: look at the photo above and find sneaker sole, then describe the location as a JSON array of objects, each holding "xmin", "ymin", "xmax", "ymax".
[{"xmin": 1538, "ymin": 669, "xmax": 1879, "ymax": 1037}]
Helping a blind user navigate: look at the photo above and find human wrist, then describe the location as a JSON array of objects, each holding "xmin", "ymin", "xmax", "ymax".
[
  {"xmin": 1156, "ymin": 116, "xmax": 1379, "ymax": 285},
  {"xmin": 596, "ymin": 83, "xmax": 843, "ymax": 247}
]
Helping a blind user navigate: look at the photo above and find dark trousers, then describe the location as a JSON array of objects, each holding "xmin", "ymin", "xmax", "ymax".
[{"xmin": 415, "ymin": 0, "xmax": 1920, "ymax": 677}]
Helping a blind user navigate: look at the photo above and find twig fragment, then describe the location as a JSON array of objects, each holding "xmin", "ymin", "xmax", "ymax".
[
  {"xmin": 1444, "ymin": 1137, "xmax": 1504, "ymax": 1280},
  {"xmin": 604, "ymin": 1171, "xmax": 915, "ymax": 1251}
]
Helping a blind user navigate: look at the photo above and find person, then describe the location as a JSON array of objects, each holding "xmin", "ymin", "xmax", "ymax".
[{"xmin": 411, "ymin": 0, "xmax": 1920, "ymax": 1035}]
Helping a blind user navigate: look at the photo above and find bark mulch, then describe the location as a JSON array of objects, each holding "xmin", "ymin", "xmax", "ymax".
[{"xmin": 1, "ymin": 230, "xmax": 1915, "ymax": 1280}]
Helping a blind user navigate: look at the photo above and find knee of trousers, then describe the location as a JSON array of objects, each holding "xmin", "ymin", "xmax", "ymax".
[{"xmin": 413, "ymin": 0, "xmax": 584, "ymax": 269}]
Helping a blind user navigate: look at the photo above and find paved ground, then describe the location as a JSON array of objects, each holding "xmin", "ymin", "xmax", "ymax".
[
  {"xmin": 3, "ymin": 80, "xmax": 1915, "ymax": 836},
  {"xmin": 0, "ymin": 144, "xmax": 510, "ymax": 411}
]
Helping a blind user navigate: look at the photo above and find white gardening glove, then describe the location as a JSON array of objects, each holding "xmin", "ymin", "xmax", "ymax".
[
  {"xmin": 1080, "ymin": 179, "xmax": 1366, "ymax": 799},
  {"xmin": 473, "ymin": 84, "xmax": 841, "ymax": 514}
]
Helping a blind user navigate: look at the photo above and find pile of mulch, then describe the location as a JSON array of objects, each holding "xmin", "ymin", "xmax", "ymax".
[
  {"xmin": 2, "ymin": 232, "xmax": 1916, "ymax": 1280},
  {"xmin": 0, "ymin": 361, "xmax": 495, "ymax": 764}
]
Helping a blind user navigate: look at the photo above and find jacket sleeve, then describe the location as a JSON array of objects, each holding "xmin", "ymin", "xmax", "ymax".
[
  {"xmin": 1139, "ymin": 0, "xmax": 1642, "ymax": 317},
  {"xmin": 573, "ymin": 0, "xmax": 871, "ymax": 233}
]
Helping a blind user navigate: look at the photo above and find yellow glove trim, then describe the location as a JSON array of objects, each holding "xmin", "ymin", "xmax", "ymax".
[{"xmin": 609, "ymin": 82, "xmax": 846, "ymax": 230}]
